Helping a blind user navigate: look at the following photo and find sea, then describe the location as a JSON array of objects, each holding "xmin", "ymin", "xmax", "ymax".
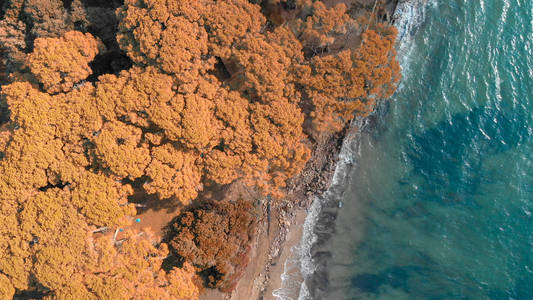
[{"xmin": 274, "ymin": 0, "xmax": 533, "ymax": 299}]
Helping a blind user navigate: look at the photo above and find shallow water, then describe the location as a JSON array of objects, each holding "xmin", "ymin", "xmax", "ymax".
[{"xmin": 318, "ymin": 0, "xmax": 533, "ymax": 299}]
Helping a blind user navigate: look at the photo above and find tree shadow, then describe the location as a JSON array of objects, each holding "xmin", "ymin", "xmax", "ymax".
[
  {"xmin": 124, "ymin": 176, "xmax": 182, "ymax": 214},
  {"xmin": 87, "ymin": 51, "xmax": 132, "ymax": 82}
]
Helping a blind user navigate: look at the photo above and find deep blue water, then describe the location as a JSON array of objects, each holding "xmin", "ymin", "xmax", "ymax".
[{"xmin": 320, "ymin": 1, "xmax": 533, "ymax": 299}]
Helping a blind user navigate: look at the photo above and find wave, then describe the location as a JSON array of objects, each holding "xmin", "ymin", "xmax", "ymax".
[
  {"xmin": 273, "ymin": 116, "xmax": 366, "ymax": 300},
  {"xmin": 298, "ymin": 117, "xmax": 367, "ymax": 300},
  {"xmin": 395, "ymin": 0, "xmax": 432, "ymax": 46},
  {"xmin": 272, "ymin": 1, "xmax": 433, "ymax": 299}
]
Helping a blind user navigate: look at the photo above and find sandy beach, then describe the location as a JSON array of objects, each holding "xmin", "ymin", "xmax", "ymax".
[
  {"xmin": 263, "ymin": 210, "xmax": 307, "ymax": 300},
  {"xmin": 227, "ymin": 208, "xmax": 307, "ymax": 300},
  {"xmin": 223, "ymin": 125, "xmax": 349, "ymax": 300}
]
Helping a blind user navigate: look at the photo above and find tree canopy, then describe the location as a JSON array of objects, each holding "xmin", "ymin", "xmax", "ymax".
[
  {"xmin": 167, "ymin": 200, "xmax": 255, "ymax": 292},
  {"xmin": 0, "ymin": 0, "xmax": 400, "ymax": 297}
]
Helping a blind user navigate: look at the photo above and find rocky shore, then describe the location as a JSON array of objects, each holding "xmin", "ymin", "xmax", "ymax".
[
  {"xmin": 224, "ymin": 1, "xmax": 420, "ymax": 299},
  {"xmin": 227, "ymin": 124, "xmax": 350, "ymax": 300}
]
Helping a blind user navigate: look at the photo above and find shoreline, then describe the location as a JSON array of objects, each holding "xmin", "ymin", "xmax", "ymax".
[
  {"xmin": 264, "ymin": 209, "xmax": 307, "ymax": 300},
  {"xmin": 225, "ymin": 1, "xmax": 430, "ymax": 299},
  {"xmin": 224, "ymin": 118, "xmax": 361, "ymax": 300}
]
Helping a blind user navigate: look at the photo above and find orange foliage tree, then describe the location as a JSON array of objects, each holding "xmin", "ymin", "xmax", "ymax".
[
  {"xmin": 300, "ymin": 26, "xmax": 401, "ymax": 133},
  {"xmin": 0, "ymin": 35, "xmax": 199, "ymax": 299},
  {"xmin": 114, "ymin": 0, "xmax": 311, "ymax": 198},
  {"xmin": 0, "ymin": 0, "xmax": 119, "ymax": 74},
  {"xmin": 295, "ymin": 1, "xmax": 356, "ymax": 54},
  {"xmin": 26, "ymin": 31, "xmax": 102, "ymax": 93},
  {"xmin": 167, "ymin": 200, "xmax": 255, "ymax": 292}
]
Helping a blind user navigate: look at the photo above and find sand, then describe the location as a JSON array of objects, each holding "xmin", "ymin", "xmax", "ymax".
[
  {"xmin": 263, "ymin": 210, "xmax": 307, "ymax": 300},
  {"xmin": 226, "ymin": 209, "xmax": 307, "ymax": 300}
]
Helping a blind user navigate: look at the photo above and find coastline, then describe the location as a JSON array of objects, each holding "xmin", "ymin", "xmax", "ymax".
[
  {"xmin": 224, "ymin": 1, "xmax": 431, "ymax": 299},
  {"xmin": 222, "ymin": 118, "xmax": 360, "ymax": 300},
  {"xmin": 300, "ymin": 1, "xmax": 430, "ymax": 298},
  {"xmin": 228, "ymin": 125, "xmax": 349, "ymax": 300},
  {"xmin": 143, "ymin": 1, "xmax": 430, "ymax": 299}
]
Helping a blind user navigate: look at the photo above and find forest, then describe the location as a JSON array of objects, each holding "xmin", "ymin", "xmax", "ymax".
[{"xmin": 0, "ymin": 0, "xmax": 399, "ymax": 298}]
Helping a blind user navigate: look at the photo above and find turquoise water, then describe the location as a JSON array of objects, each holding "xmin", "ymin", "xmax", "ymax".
[{"xmin": 321, "ymin": 1, "xmax": 533, "ymax": 299}]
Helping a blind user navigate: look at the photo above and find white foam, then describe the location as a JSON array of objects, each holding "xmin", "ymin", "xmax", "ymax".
[
  {"xmin": 273, "ymin": 117, "xmax": 366, "ymax": 300},
  {"xmin": 272, "ymin": 190, "xmax": 321, "ymax": 300}
]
